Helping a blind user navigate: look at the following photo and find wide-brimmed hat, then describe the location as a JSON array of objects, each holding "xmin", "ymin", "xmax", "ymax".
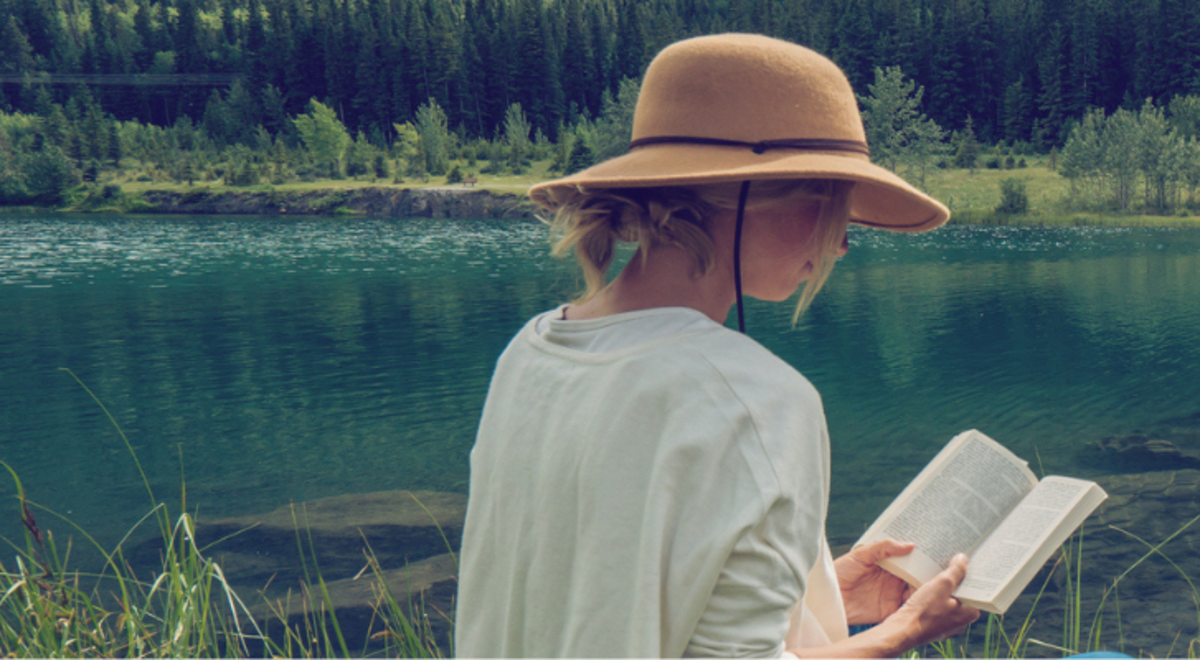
[{"xmin": 529, "ymin": 33, "xmax": 948, "ymax": 232}]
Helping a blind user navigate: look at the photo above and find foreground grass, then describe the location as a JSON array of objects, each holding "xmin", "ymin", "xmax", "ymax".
[
  {"xmin": 0, "ymin": 487, "xmax": 447, "ymax": 658},
  {"xmin": 0, "ymin": 371, "xmax": 446, "ymax": 658}
]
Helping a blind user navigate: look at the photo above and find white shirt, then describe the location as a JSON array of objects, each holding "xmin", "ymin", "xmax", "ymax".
[{"xmin": 455, "ymin": 307, "xmax": 848, "ymax": 657}]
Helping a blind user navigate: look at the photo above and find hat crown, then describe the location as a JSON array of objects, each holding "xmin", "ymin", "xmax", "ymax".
[{"xmin": 632, "ymin": 34, "xmax": 866, "ymax": 146}]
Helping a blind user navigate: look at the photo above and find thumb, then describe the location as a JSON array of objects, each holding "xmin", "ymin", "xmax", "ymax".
[{"xmin": 940, "ymin": 553, "xmax": 969, "ymax": 588}]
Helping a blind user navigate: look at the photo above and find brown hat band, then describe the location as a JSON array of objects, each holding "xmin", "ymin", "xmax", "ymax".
[{"xmin": 628, "ymin": 136, "xmax": 870, "ymax": 156}]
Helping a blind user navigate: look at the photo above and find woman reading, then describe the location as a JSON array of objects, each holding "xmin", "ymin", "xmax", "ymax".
[{"xmin": 455, "ymin": 33, "xmax": 980, "ymax": 658}]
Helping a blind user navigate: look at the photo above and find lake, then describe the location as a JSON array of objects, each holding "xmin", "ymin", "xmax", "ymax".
[{"xmin": 2, "ymin": 214, "xmax": 1199, "ymax": 562}]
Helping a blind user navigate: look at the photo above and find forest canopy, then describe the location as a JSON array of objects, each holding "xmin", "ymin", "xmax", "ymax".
[{"xmin": 2, "ymin": 0, "xmax": 1200, "ymax": 148}]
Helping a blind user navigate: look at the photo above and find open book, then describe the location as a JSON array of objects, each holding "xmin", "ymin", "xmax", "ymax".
[{"xmin": 855, "ymin": 429, "xmax": 1107, "ymax": 615}]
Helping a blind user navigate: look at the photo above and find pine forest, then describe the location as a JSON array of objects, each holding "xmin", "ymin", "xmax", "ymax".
[{"xmin": 3, "ymin": 0, "xmax": 1200, "ymax": 214}]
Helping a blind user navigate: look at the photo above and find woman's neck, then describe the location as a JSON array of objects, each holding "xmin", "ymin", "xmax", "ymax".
[{"xmin": 565, "ymin": 244, "xmax": 736, "ymax": 324}]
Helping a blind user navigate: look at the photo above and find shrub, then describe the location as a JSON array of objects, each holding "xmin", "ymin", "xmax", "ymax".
[
  {"xmin": 346, "ymin": 157, "xmax": 370, "ymax": 177},
  {"xmin": 566, "ymin": 140, "xmax": 595, "ymax": 174},
  {"xmin": 82, "ymin": 160, "xmax": 100, "ymax": 183},
  {"xmin": 996, "ymin": 178, "xmax": 1029, "ymax": 214},
  {"xmin": 446, "ymin": 163, "xmax": 463, "ymax": 184},
  {"xmin": 23, "ymin": 147, "xmax": 80, "ymax": 203},
  {"xmin": 985, "ymin": 157, "xmax": 1001, "ymax": 169},
  {"xmin": 225, "ymin": 159, "xmax": 259, "ymax": 186}
]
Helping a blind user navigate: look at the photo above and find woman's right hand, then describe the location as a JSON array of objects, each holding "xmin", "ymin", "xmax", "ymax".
[
  {"xmin": 879, "ymin": 553, "xmax": 980, "ymax": 650},
  {"xmin": 793, "ymin": 553, "xmax": 980, "ymax": 658}
]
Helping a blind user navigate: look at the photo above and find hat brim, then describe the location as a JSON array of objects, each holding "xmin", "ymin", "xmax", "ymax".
[{"xmin": 529, "ymin": 145, "xmax": 949, "ymax": 233}]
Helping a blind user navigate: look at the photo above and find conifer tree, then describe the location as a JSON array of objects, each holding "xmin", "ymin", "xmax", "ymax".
[
  {"xmin": 860, "ymin": 65, "xmax": 946, "ymax": 186},
  {"xmin": 293, "ymin": 98, "xmax": 350, "ymax": 176},
  {"xmin": 503, "ymin": 102, "xmax": 532, "ymax": 174},
  {"xmin": 830, "ymin": 0, "xmax": 874, "ymax": 90},
  {"xmin": 0, "ymin": 16, "xmax": 35, "ymax": 75},
  {"xmin": 413, "ymin": 97, "xmax": 451, "ymax": 175},
  {"xmin": 953, "ymin": 116, "xmax": 981, "ymax": 171}
]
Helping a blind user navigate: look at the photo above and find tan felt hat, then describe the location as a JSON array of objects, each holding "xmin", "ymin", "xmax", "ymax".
[{"xmin": 529, "ymin": 33, "xmax": 949, "ymax": 232}]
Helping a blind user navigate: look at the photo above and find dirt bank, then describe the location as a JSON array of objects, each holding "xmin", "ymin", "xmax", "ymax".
[{"xmin": 139, "ymin": 186, "xmax": 539, "ymax": 219}]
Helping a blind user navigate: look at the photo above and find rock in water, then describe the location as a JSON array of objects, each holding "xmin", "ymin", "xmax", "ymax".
[
  {"xmin": 129, "ymin": 489, "xmax": 465, "ymax": 594},
  {"xmin": 248, "ymin": 551, "xmax": 459, "ymax": 656},
  {"xmin": 1088, "ymin": 434, "xmax": 1200, "ymax": 472}
]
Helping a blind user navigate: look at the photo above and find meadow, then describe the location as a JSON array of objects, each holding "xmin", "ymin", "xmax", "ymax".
[{"xmin": 52, "ymin": 153, "xmax": 1200, "ymax": 229}]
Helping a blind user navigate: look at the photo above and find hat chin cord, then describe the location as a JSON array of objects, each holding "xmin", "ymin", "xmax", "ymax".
[{"xmin": 733, "ymin": 181, "xmax": 751, "ymax": 334}]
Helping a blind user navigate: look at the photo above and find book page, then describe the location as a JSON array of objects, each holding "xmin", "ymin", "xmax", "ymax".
[
  {"xmin": 857, "ymin": 430, "xmax": 1039, "ymax": 585},
  {"xmin": 954, "ymin": 476, "xmax": 1107, "ymax": 610}
]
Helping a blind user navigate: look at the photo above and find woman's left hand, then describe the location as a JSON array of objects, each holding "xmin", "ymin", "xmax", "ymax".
[{"xmin": 834, "ymin": 538, "xmax": 918, "ymax": 626}]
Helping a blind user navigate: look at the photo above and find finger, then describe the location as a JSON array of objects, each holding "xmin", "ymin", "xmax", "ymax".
[
  {"xmin": 855, "ymin": 538, "xmax": 917, "ymax": 563},
  {"xmin": 879, "ymin": 538, "xmax": 917, "ymax": 558}
]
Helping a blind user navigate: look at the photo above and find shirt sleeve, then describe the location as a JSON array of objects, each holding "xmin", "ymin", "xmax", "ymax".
[{"xmin": 683, "ymin": 502, "xmax": 811, "ymax": 657}]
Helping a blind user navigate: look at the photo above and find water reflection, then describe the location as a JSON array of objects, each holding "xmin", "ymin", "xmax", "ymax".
[{"xmin": 1, "ymin": 217, "xmax": 1198, "ymax": 554}]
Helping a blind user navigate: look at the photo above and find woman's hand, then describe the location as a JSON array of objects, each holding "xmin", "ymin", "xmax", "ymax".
[
  {"xmin": 878, "ymin": 552, "xmax": 980, "ymax": 649},
  {"xmin": 834, "ymin": 538, "xmax": 917, "ymax": 625},
  {"xmin": 793, "ymin": 551, "xmax": 980, "ymax": 658}
]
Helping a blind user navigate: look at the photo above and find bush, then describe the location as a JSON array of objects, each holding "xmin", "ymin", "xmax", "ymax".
[
  {"xmin": 0, "ymin": 177, "xmax": 29, "ymax": 204},
  {"xmin": 23, "ymin": 147, "xmax": 80, "ymax": 203},
  {"xmin": 985, "ymin": 157, "xmax": 1001, "ymax": 169},
  {"xmin": 446, "ymin": 164, "xmax": 463, "ymax": 184},
  {"xmin": 996, "ymin": 178, "xmax": 1029, "ymax": 214},
  {"xmin": 83, "ymin": 160, "xmax": 100, "ymax": 183},
  {"xmin": 225, "ymin": 159, "xmax": 260, "ymax": 186},
  {"xmin": 346, "ymin": 157, "xmax": 370, "ymax": 177},
  {"xmin": 566, "ymin": 140, "xmax": 595, "ymax": 174}
]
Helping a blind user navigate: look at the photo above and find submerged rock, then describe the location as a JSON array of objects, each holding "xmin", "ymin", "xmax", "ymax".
[
  {"xmin": 249, "ymin": 552, "xmax": 458, "ymax": 656},
  {"xmin": 1089, "ymin": 434, "xmax": 1200, "ymax": 471},
  {"xmin": 129, "ymin": 489, "xmax": 465, "ymax": 594},
  {"xmin": 1085, "ymin": 412, "xmax": 1200, "ymax": 473}
]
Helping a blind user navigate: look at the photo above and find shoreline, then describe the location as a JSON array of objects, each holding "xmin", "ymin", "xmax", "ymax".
[
  {"xmin": 3, "ymin": 185, "xmax": 1199, "ymax": 227},
  {"xmin": 1, "ymin": 185, "xmax": 541, "ymax": 220},
  {"xmin": 136, "ymin": 186, "xmax": 540, "ymax": 219}
]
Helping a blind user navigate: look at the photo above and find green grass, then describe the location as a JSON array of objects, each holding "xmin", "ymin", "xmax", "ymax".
[
  {"xmin": 106, "ymin": 157, "xmax": 549, "ymax": 195},
  {"xmin": 924, "ymin": 162, "xmax": 1200, "ymax": 227},
  {"xmin": 26, "ymin": 155, "xmax": 1200, "ymax": 227},
  {"xmin": 0, "ymin": 370, "xmax": 448, "ymax": 658}
]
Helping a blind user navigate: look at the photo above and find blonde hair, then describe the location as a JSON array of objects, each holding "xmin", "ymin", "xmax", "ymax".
[{"xmin": 541, "ymin": 178, "xmax": 853, "ymax": 320}]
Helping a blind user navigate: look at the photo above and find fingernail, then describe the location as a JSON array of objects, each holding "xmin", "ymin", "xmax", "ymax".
[{"xmin": 954, "ymin": 553, "xmax": 968, "ymax": 562}]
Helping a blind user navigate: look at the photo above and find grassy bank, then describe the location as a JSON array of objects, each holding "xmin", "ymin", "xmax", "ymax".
[
  {"xmin": 8, "ymin": 155, "xmax": 1200, "ymax": 228},
  {"xmin": 7, "ymin": 482, "xmax": 1196, "ymax": 658},
  {"xmin": 924, "ymin": 159, "xmax": 1200, "ymax": 228}
]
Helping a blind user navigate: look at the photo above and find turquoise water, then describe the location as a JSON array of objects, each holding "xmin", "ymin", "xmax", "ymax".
[{"xmin": 1, "ymin": 215, "xmax": 1198, "ymax": 557}]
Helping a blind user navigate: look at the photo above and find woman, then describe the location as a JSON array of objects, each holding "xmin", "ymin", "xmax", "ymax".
[{"xmin": 455, "ymin": 33, "xmax": 979, "ymax": 658}]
